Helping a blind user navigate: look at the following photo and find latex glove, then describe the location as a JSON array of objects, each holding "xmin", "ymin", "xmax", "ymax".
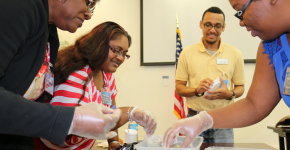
[
  {"xmin": 108, "ymin": 141, "xmax": 121, "ymax": 150},
  {"xmin": 68, "ymin": 102, "xmax": 121, "ymax": 140},
  {"xmin": 130, "ymin": 107, "xmax": 157, "ymax": 136},
  {"xmin": 163, "ymin": 111, "xmax": 213, "ymax": 148}
]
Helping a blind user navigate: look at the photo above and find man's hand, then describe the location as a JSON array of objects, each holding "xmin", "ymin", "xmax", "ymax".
[
  {"xmin": 196, "ymin": 78, "xmax": 214, "ymax": 94},
  {"xmin": 203, "ymin": 77, "xmax": 232, "ymax": 100}
]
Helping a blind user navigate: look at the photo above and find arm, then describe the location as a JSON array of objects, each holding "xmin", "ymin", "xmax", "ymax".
[
  {"xmin": 175, "ymin": 49, "xmax": 214, "ymax": 97},
  {"xmin": 233, "ymin": 84, "xmax": 244, "ymax": 98},
  {"xmin": 176, "ymin": 79, "xmax": 213, "ymax": 97},
  {"xmin": 111, "ymin": 106, "xmax": 133, "ymax": 131},
  {"xmin": 210, "ymin": 41, "xmax": 281, "ymax": 128},
  {"xmin": 108, "ymin": 100, "xmax": 120, "ymax": 150},
  {"xmin": 0, "ymin": 0, "xmax": 75, "ymax": 145},
  {"xmin": 175, "ymin": 80, "xmax": 195, "ymax": 97},
  {"xmin": 163, "ymin": 41, "xmax": 281, "ymax": 148},
  {"xmin": 107, "ymin": 129, "xmax": 119, "ymax": 150}
]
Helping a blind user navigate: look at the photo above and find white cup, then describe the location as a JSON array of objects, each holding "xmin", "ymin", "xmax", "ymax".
[{"xmin": 125, "ymin": 129, "xmax": 137, "ymax": 143}]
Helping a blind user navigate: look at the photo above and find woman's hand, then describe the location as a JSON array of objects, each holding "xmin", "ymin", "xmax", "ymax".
[
  {"xmin": 108, "ymin": 141, "xmax": 121, "ymax": 150},
  {"xmin": 68, "ymin": 102, "xmax": 121, "ymax": 139},
  {"xmin": 163, "ymin": 111, "xmax": 213, "ymax": 148},
  {"xmin": 130, "ymin": 107, "xmax": 157, "ymax": 136}
]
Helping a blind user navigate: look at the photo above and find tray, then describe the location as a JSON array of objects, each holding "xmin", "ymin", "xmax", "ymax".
[{"xmin": 134, "ymin": 136, "xmax": 203, "ymax": 150}]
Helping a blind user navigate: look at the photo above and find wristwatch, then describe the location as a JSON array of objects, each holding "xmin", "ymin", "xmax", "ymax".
[
  {"xmin": 195, "ymin": 88, "xmax": 204, "ymax": 97},
  {"xmin": 227, "ymin": 91, "xmax": 236, "ymax": 100}
]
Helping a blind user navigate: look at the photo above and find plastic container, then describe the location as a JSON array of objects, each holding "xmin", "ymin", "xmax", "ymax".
[
  {"xmin": 205, "ymin": 78, "xmax": 221, "ymax": 95},
  {"xmin": 125, "ymin": 129, "xmax": 138, "ymax": 143},
  {"xmin": 135, "ymin": 135, "xmax": 203, "ymax": 150},
  {"xmin": 205, "ymin": 147, "xmax": 269, "ymax": 150}
]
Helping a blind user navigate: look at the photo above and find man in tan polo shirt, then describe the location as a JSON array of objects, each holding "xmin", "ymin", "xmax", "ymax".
[{"xmin": 175, "ymin": 6, "xmax": 245, "ymax": 143}]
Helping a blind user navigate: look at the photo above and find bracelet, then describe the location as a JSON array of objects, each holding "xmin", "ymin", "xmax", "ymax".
[
  {"xmin": 195, "ymin": 88, "xmax": 201, "ymax": 97},
  {"xmin": 109, "ymin": 141, "xmax": 120, "ymax": 144},
  {"xmin": 195, "ymin": 88, "xmax": 204, "ymax": 97},
  {"xmin": 130, "ymin": 107, "xmax": 138, "ymax": 122},
  {"xmin": 128, "ymin": 106, "xmax": 133, "ymax": 122}
]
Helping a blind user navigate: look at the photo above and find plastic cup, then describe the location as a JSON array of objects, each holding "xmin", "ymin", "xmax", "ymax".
[{"xmin": 125, "ymin": 129, "xmax": 137, "ymax": 143}]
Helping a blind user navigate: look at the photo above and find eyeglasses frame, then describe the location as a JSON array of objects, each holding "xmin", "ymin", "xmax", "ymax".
[
  {"xmin": 109, "ymin": 46, "xmax": 130, "ymax": 59},
  {"xmin": 234, "ymin": 0, "xmax": 253, "ymax": 20},
  {"xmin": 86, "ymin": 0, "xmax": 96, "ymax": 16},
  {"xmin": 202, "ymin": 22, "xmax": 224, "ymax": 31}
]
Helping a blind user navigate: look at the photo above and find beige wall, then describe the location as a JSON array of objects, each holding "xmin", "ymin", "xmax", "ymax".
[{"xmin": 58, "ymin": 0, "xmax": 290, "ymax": 149}]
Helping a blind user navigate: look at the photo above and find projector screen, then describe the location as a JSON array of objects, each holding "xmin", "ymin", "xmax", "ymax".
[{"xmin": 140, "ymin": 0, "xmax": 260, "ymax": 66}]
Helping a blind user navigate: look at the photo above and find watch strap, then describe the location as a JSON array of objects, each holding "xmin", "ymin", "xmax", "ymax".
[
  {"xmin": 195, "ymin": 88, "xmax": 204, "ymax": 97},
  {"xmin": 227, "ymin": 91, "xmax": 236, "ymax": 100}
]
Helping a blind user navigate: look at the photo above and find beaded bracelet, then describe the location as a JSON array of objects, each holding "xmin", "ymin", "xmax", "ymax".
[{"xmin": 127, "ymin": 106, "xmax": 133, "ymax": 122}]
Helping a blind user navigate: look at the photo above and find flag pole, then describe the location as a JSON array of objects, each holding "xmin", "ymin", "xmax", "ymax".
[{"xmin": 176, "ymin": 13, "xmax": 179, "ymax": 29}]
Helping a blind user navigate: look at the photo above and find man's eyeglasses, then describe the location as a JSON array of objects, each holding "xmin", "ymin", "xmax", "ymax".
[
  {"xmin": 234, "ymin": 0, "xmax": 253, "ymax": 20},
  {"xmin": 109, "ymin": 46, "xmax": 130, "ymax": 59},
  {"xmin": 86, "ymin": 0, "xmax": 96, "ymax": 16},
  {"xmin": 202, "ymin": 22, "xmax": 224, "ymax": 31}
]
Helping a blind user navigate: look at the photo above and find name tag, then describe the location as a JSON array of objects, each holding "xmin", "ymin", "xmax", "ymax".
[
  {"xmin": 101, "ymin": 91, "xmax": 111, "ymax": 105},
  {"xmin": 283, "ymin": 67, "xmax": 290, "ymax": 95},
  {"xmin": 217, "ymin": 59, "xmax": 228, "ymax": 65},
  {"xmin": 45, "ymin": 69, "xmax": 54, "ymax": 95}
]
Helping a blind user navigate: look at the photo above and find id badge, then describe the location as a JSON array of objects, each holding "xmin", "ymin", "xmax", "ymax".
[
  {"xmin": 217, "ymin": 59, "xmax": 228, "ymax": 65},
  {"xmin": 219, "ymin": 80, "xmax": 229, "ymax": 88},
  {"xmin": 283, "ymin": 67, "xmax": 290, "ymax": 95},
  {"xmin": 45, "ymin": 68, "xmax": 54, "ymax": 95},
  {"xmin": 101, "ymin": 91, "xmax": 111, "ymax": 105}
]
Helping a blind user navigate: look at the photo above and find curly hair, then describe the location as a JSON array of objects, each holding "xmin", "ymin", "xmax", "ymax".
[{"xmin": 53, "ymin": 21, "xmax": 131, "ymax": 104}]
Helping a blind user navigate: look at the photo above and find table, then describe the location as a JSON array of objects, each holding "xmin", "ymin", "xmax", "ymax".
[
  {"xmin": 268, "ymin": 126, "xmax": 290, "ymax": 150},
  {"xmin": 200, "ymin": 143, "xmax": 277, "ymax": 150},
  {"xmin": 92, "ymin": 143, "xmax": 276, "ymax": 150}
]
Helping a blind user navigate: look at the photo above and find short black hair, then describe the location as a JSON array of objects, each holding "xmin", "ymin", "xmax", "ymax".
[{"xmin": 202, "ymin": 7, "xmax": 225, "ymax": 23}]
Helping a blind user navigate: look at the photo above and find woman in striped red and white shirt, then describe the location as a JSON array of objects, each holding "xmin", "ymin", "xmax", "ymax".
[{"xmin": 34, "ymin": 22, "xmax": 157, "ymax": 150}]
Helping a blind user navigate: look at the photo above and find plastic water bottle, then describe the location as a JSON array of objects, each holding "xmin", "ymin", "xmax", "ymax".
[
  {"xmin": 222, "ymin": 72, "xmax": 229, "ymax": 87},
  {"xmin": 128, "ymin": 121, "xmax": 138, "ymax": 142}
]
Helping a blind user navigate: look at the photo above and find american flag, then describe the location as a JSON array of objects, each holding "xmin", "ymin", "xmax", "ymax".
[{"xmin": 174, "ymin": 28, "xmax": 187, "ymax": 119}]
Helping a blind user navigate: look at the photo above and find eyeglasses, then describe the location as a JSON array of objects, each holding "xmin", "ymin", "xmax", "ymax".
[
  {"xmin": 86, "ymin": 0, "xmax": 96, "ymax": 16},
  {"xmin": 234, "ymin": 0, "xmax": 253, "ymax": 20},
  {"xmin": 202, "ymin": 22, "xmax": 224, "ymax": 31},
  {"xmin": 109, "ymin": 46, "xmax": 130, "ymax": 59}
]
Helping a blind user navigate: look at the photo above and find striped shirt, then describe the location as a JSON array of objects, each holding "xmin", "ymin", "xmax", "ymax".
[{"xmin": 35, "ymin": 65, "xmax": 117, "ymax": 150}]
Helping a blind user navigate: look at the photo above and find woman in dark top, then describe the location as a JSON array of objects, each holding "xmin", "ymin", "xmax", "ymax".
[{"xmin": 0, "ymin": 0, "xmax": 121, "ymax": 149}]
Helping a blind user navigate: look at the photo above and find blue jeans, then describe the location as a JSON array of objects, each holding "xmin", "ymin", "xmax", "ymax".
[{"xmin": 187, "ymin": 111, "xmax": 234, "ymax": 143}]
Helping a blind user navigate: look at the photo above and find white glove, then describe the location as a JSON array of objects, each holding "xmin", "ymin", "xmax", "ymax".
[
  {"xmin": 130, "ymin": 107, "xmax": 157, "ymax": 136},
  {"xmin": 163, "ymin": 111, "xmax": 213, "ymax": 148},
  {"xmin": 68, "ymin": 102, "xmax": 121, "ymax": 140}
]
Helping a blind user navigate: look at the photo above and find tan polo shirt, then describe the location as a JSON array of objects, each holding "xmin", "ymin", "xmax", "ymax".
[{"xmin": 176, "ymin": 38, "xmax": 246, "ymax": 111}]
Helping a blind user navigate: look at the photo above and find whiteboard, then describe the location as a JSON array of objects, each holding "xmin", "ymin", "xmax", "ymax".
[{"xmin": 141, "ymin": 0, "xmax": 260, "ymax": 65}]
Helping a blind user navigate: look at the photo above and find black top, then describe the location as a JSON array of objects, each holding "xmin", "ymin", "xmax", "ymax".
[{"xmin": 0, "ymin": 0, "xmax": 75, "ymax": 149}]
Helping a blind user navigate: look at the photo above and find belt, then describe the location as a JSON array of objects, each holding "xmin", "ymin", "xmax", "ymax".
[{"xmin": 188, "ymin": 108, "xmax": 198, "ymax": 116}]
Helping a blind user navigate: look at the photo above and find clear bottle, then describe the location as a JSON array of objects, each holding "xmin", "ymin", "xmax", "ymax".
[
  {"xmin": 222, "ymin": 72, "xmax": 229, "ymax": 87},
  {"xmin": 128, "ymin": 121, "xmax": 138, "ymax": 142}
]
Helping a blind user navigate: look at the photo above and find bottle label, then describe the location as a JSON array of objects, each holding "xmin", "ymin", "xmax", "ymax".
[
  {"xmin": 223, "ymin": 80, "xmax": 229, "ymax": 87},
  {"xmin": 128, "ymin": 123, "xmax": 138, "ymax": 131}
]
